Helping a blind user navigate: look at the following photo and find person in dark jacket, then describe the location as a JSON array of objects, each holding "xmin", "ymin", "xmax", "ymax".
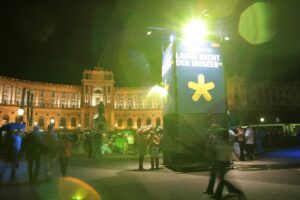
[
  {"xmin": 24, "ymin": 126, "xmax": 43, "ymax": 184},
  {"xmin": 3, "ymin": 126, "xmax": 22, "ymax": 182},
  {"xmin": 57, "ymin": 134, "xmax": 72, "ymax": 177},
  {"xmin": 204, "ymin": 125, "xmax": 246, "ymax": 200}
]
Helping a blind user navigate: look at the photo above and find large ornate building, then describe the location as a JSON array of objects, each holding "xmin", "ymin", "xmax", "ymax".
[
  {"xmin": 1, "ymin": 67, "xmax": 300, "ymax": 131},
  {"xmin": 226, "ymin": 76, "xmax": 300, "ymax": 125},
  {"xmin": 0, "ymin": 67, "xmax": 163, "ymax": 131}
]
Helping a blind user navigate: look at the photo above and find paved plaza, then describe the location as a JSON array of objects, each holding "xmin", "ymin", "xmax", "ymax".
[{"xmin": 1, "ymin": 148, "xmax": 300, "ymax": 200}]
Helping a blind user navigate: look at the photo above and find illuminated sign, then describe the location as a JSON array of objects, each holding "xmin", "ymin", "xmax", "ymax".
[{"xmin": 162, "ymin": 39, "xmax": 226, "ymax": 114}]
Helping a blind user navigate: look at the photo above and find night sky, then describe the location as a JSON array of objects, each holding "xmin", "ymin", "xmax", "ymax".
[{"xmin": 1, "ymin": 0, "xmax": 300, "ymax": 87}]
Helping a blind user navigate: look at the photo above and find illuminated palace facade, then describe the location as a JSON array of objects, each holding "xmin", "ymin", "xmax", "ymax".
[
  {"xmin": 0, "ymin": 67, "xmax": 163, "ymax": 131},
  {"xmin": 1, "ymin": 67, "xmax": 300, "ymax": 131}
]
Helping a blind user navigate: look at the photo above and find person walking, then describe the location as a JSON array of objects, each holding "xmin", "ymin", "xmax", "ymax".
[
  {"xmin": 204, "ymin": 125, "xmax": 246, "ymax": 200},
  {"xmin": 203, "ymin": 123, "xmax": 219, "ymax": 195},
  {"xmin": 149, "ymin": 131, "xmax": 160, "ymax": 170},
  {"xmin": 57, "ymin": 134, "xmax": 72, "ymax": 177},
  {"xmin": 24, "ymin": 126, "xmax": 43, "ymax": 184},
  {"xmin": 43, "ymin": 124, "xmax": 58, "ymax": 181}
]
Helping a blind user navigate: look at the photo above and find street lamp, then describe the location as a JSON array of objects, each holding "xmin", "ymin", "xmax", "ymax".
[{"xmin": 260, "ymin": 117, "xmax": 265, "ymax": 123}]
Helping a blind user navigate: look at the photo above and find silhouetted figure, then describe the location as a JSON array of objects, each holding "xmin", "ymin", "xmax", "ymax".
[
  {"xmin": 43, "ymin": 124, "xmax": 58, "ymax": 181},
  {"xmin": 85, "ymin": 132, "xmax": 94, "ymax": 157},
  {"xmin": 94, "ymin": 132, "xmax": 103, "ymax": 158},
  {"xmin": 204, "ymin": 124, "xmax": 218, "ymax": 195},
  {"xmin": 3, "ymin": 126, "xmax": 22, "ymax": 182},
  {"xmin": 236, "ymin": 127, "xmax": 246, "ymax": 161},
  {"xmin": 58, "ymin": 134, "xmax": 72, "ymax": 177},
  {"xmin": 25, "ymin": 126, "xmax": 43, "ymax": 184},
  {"xmin": 136, "ymin": 127, "xmax": 150, "ymax": 170},
  {"xmin": 204, "ymin": 125, "xmax": 246, "ymax": 200}
]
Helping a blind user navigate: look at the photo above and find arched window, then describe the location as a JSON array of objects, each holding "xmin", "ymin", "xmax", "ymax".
[
  {"xmin": 38, "ymin": 117, "xmax": 45, "ymax": 127},
  {"xmin": 94, "ymin": 88, "xmax": 102, "ymax": 94},
  {"xmin": 127, "ymin": 118, "xmax": 133, "ymax": 128},
  {"xmin": 156, "ymin": 118, "xmax": 161, "ymax": 127},
  {"xmin": 146, "ymin": 118, "xmax": 151, "ymax": 125},
  {"xmin": 118, "ymin": 118, "xmax": 122, "ymax": 127},
  {"xmin": 137, "ymin": 118, "xmax": 142, "ymax": 128},
  {"xmin": 71, "ymin": 118, "xmax": 76, "ymax": 127},
  {"xmin": 60, "ymin": 117, "xmax": 66, "ymax": 127}
]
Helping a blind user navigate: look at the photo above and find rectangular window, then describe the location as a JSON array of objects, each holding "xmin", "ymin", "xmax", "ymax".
[
  {"xmin": 52, "ymin": 91, "xmax": 56, "ymax": 108},
  {"xmin": 146, "ymin": 97, "xmax": 152, "ymax": 108},
  {"xmin": 137, "ymin": 94, "xmax": 143, "ymax": 109},
  {"xmin": 107, "ymin": 95, "xmax": 111, "ymax": 103},
  {"xmin": 117, "ymin": 95, "xmax": 123, "ymax": 109}
]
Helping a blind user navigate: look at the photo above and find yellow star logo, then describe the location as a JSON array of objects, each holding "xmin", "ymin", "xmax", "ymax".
[{"xmin": 188, "ymin": 74, "xmax": 215, "ymax": 102}]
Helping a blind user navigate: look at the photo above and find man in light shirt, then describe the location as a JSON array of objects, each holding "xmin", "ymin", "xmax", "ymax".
[{"xmin": 245, "ymin": 127, "xmax": 254, "ymax": 160}]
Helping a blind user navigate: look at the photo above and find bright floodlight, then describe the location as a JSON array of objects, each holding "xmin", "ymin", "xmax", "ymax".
[
  {"xmin": 182, "ymin": 20, "xmax": 208, "ymax": 41},
  {"xmin": 169, "ymin": 34, "xmax": 175, "ymax": 42},
  {"xmin": 17, "ymin": 108, "xmax": 24, "ymax": 116},
  {"xmin": 148, "ymin": 85, "xmax": 168, "ymax": 97}
]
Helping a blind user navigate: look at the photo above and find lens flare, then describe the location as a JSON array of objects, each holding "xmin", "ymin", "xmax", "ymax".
[
  {"xmin": 239, "ymin": 2, "xmax": 277, "ymax": 45},
  {"xmin": 182, "ymin": 20, "xmax": 208, "ymax": 41},
  {"xmin": 147, "ymin": 85, "xmax": 168, "ymax": 97},
  {"xmin": 59, "ymin": 177, "xmax": 101, "ymax": 200}
]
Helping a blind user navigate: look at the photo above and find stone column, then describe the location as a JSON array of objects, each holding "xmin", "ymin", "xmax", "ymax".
[
  {"xmin": 0, "ymin": 84, "xmax": 3, "ymax": 103},
  {"xmin": 77, "ymin": 93, "xmax": 81, "ymax": 108},
  {"xmin": 11, "ymin": 85, "xmax": 16, "ymax": 104}
]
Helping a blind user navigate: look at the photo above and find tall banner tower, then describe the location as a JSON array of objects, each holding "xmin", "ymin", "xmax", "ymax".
[{"xmin": 162, "ymin": 37, "xmax": 227, "ymax": 171}]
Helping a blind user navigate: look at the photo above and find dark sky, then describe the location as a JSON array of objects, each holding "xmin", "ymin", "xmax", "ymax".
[{"xmin": 1, "ymin": 0, "xmax": 300, "ymax": 86}]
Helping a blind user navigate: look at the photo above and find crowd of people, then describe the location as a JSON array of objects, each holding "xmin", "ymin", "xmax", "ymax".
[
  {"xmin": 2, "ymin": 121, "xmax": 298, "ymax": 199},
  {"xmin": 71, "ymin": 127, "xmax": 163, "ymax": 159},
  {"xmin": 72, "ymin": 125, "xmax": 163, "ymax": 171},
  {"xmin": 0, "ymin": 123, "xmax": 164, "ymax": 183},
  {"xmin": 228, "ymin": 125, "xmax": 298, "ymax": 162},
  {"xmin": 0, "ymin": 123, "xmax": 72, "ymax": 183}
]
